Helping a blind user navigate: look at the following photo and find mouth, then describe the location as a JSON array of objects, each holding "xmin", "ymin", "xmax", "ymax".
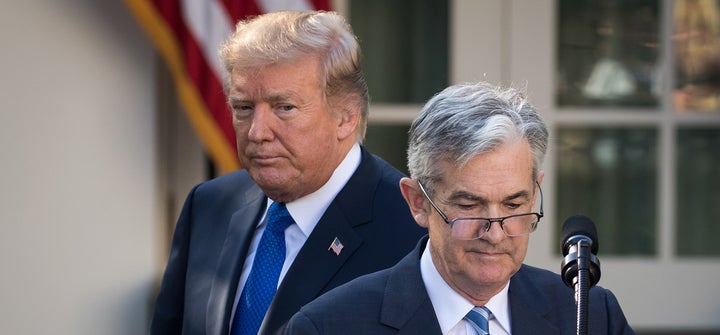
[
  {"xmin": 250, "ymin": 155, "xmax": 282, "ymax": 165},
  {"xmin": 472, "ymin": 249, "xmax": 506, "ymax": 258},
  {"xmin": 243, "ymin": 149, "xmax": 281, "ymax": 163}
]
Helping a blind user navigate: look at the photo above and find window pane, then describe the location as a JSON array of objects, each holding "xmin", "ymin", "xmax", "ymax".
[
  {"xmin": 350, "ymin": 0, "xmax": 448, "ymax": 103},
  {"xmin": 676, "ymin": 128, "xmax": 720, "ymax": 255},
  {"xmin": 364, "ymin": 125, "xmax": 410, "ymax": 175},
  {"xmin": 673, "ymin": 0, "xmax": 720, "ymax": 113},
  {"xmin": 557, "ymin": 127, "xmax": 657, "ymax": 255},
  {"xmin": 556, "ymin": 0, "xmax": 661, "ymax": 108}
]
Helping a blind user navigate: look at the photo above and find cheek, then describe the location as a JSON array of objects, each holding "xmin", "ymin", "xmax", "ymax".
[
  {"xmin": 233, "ymin": 122, "xmax": 250, "ymax": 140},
  {"xmin": 427, "ymin": 217, "xmax": 451, "ymax": 240},
  {"xmin": 518, "ymin": 243, "xmax": 529, "ymax": 262},
  {"xmin": 509, "ymin": 237, "xmax": 529, "ymax": 266},
  {"xmin": 428, "ymin": 221, "xmax": 462, "ymax": 262}
]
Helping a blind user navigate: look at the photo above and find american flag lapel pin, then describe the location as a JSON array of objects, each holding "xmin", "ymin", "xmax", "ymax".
[{"xmin": 328, "ymin": 237, "xmax": 344, "ymax": 256}]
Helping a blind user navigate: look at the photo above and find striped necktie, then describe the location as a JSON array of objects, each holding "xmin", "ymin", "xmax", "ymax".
[
  {"xmin": 231, "ymin": 202, "xmax": 294, "ymax": 335},
  {"xmin": 465, "ymin": 306, "xmax": 491, "ymax": 335}
]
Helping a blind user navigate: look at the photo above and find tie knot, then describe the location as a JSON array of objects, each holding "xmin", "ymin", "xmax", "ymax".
[
  {"xmin": 266, "ymin": 202, "xmax": 293, "ymax": 233},
  {"xmin": 465, "ymin": 306, "xmax": 491, "ymax": 335}
]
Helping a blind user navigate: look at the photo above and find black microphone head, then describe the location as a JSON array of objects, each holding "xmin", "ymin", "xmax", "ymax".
[{"xmin": 560, "ymin": 214, "xmax": 599, "ymax": 255}]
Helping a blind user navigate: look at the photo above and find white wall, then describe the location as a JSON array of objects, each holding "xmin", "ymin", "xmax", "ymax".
[{"xmin": 0, "ymin": 1, "xmax": 159, "ymax": 334}]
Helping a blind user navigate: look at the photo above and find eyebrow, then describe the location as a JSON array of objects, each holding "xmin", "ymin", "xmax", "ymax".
[
  {"xmin": 228, "ymin": 92, "xmax": 298, "ymax": 105},
  {"xmin": 446, "ymin": 189, "xmax": 531, "ymax": 204},
  {"xmin": 227, "ymin": 96, "xmax": 246, "ymax": 105}
]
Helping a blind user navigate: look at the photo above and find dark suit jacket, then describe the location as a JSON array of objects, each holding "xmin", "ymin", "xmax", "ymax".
[
  {"xmin": 285, "ymin": 236, "xmax": 635, "ymax": 335},
  {"xmin": 150, "ymin": 147, "xmax": 426, "ymax": 335}
]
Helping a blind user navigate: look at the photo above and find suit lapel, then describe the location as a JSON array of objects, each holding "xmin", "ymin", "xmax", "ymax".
[
  {"xmin": 508, "ymin": 266, "xmax": 558, "ymax": 335},
  {"xmin": 206, "ymin": 185, "xmax": 266, "ymax": 335},
  {"xmin": 382, "ymin": 237, "xmax": 443, "ymax": 335}
]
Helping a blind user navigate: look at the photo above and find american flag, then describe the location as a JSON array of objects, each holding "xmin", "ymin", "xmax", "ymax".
[
  {"xmin": 125, "ymin": 0, "xmax": 330, "ymax": 174},
  {"xmin": 328, "ymin": 237, "xmax": 344, "ymax": 256}
]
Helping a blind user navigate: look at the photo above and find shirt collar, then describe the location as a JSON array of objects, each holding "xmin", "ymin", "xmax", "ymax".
[
  {"xmin": 266, "ymin": 143, "xmax": 361, "ymax": 236},
  {"xmin": 486, "ymin": 279, "xmax": 511, "ymax": 334},
  {"xmin": 420, "ymin": 240, "xmax": 512, "ymax": 334}
]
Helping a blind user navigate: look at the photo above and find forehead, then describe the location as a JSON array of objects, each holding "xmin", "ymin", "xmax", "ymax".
[
  {"xmin": 228, "ymin": 57, "xmax": 323, "ymax": 97},
  {"xmin": 438, "ymin": 140, "xmax": 535, "ymax": 196}
]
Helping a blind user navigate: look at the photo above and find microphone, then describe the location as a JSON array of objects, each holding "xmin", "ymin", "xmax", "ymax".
[
  {"xmin": 560, "ymin": 214, "xmax": 601, "ymax": 288},
  {"xmin": 560, "ymin": 214, "xmax": 601, "ymax": 335}
]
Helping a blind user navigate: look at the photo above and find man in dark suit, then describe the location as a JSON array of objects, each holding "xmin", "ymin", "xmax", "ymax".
[
  {"xmin": 285, "ymin": 82, "xmax": 635, "ymax": 334},
  {"xmin": 149, "ymin": 11, "xmax": 426, "ymax": 335}
]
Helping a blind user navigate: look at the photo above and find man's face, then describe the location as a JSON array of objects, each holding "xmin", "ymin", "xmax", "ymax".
[
  {"xmin": 421, "ymin": 140, "xmax": 542, "ymax": 303},
  {"xmin": 227, "ymin": 56, "xmax": 356, "ymax": 202}
]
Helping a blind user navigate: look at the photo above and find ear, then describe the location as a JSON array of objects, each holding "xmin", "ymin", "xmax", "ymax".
[
  {"xmin": 399, "ymin": 177, "xmax": 431, "ymax": 228},
  {"xmin": 335, "ymin": 98, "xmax": 361, "ymax": 141}
]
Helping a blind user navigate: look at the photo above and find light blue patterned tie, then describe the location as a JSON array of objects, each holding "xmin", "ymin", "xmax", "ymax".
[
  {"xmin": 465, "ymin": 306, "xmax": 491, "ymax": 335},
  {"xmin": 231, "ymin": 202, "xmax": 294, "ymax": 335}
]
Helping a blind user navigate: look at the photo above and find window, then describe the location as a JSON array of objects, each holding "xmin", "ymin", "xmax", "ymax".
[
  {"xmin": 349, "ymin": 0, "xmax": 448, "ymax": 173},
  {"xmin": 557, "ymin": 127, "xmax": 657, "ymax": 255},
  {"xmin": 349, "ymin": 0, "xmax": 448, "ymax": 103},
  {"xmin": 673, "ymin": 0, "xmax": 720, "ymax": 112},
  {"xmin": 676, "ymin": 128, "xmax": 720, "ymax": 256},
  {"xmin": 557, "ymin": 0, "xmax": 661, "ymax": 108},
  {"xmin": 556, "ymin": 0, "xmax": 720, "ymax": 256}
]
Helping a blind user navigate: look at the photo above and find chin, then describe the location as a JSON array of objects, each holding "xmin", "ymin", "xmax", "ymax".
[{"xmin": 253, "ymin": 172, "xmax": 290, "ymax": 191}]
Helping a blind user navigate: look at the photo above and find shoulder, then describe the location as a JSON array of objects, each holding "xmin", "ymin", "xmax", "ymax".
[
  {"xmin": 338, "ymin": 146, "xmax": 415, "ymax": 225},
  {"xmin": 286, "ymin": 243, "xmax": 435, "ymax": 334},
  {"xmin": 188, "ymin": 169, "xmax": 261, "ymax": 202},
  {"xmin": 369, "ymin": 152, "xmax": 405, "ymax": 181},
  {"xmin": 514, "ymin": 264, "xmax": 606, "ymax": 300},
  {"xmin": 517, "ymin": 265, "xmax": 622, "ymax": 303},
  {"xmin": 515, "ymin": 264, "xmax": 567, "ymax": 288},
  {"xmin": 290, "ymin": 267, "xmax": 393, "ymax": 327},
  {"xmin": 194, "ymin": 169, "xmax": 254, "ymax": 194},
  {"xmin": 314, "ymin": 267, "xmax": 393, "ymax": 306},
  {"xmin": 356, "ymin": 145, "xmax": 405, "ymax": 183},
  {"xmin": 512, "ymin": 265, "xmax": 635, "ymax": 334},
  {"xmin": 176, "ymin": 170, "xmax": 264, "ymax": 224},
  {"xmin": 294, "ymin": 241, "xmax": 424, "ymax": 320}
]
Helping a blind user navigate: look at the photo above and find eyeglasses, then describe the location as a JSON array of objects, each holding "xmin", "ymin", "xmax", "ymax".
[{"xmin": 417, "ymin": 180, "xmax": 544, "ymax": 240}]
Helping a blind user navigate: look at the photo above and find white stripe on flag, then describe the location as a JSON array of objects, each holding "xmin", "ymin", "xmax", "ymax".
[
  {"xmin": 257, "ymin": 0, "xmax": 314, "ymax": 13},
  {"xmin": 180, "ymin": 0, "xmax": 233, "ymax": 79}
]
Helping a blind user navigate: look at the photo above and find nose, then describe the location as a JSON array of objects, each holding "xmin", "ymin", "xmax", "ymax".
[
  {"xmin": 246, "ymin": 105, "xmax": 275, "ymax": 142},
  {"xmin": 480, "ymin": 213, "xmax": 507, "ymax": 242}
]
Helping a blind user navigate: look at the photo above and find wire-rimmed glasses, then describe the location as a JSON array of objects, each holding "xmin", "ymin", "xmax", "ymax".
[{"xmin": 417, "ymin": 181, "xmax": 544, "ymax": 240}]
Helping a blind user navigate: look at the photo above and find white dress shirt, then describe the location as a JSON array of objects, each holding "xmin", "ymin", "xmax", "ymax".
[
  {"xmin": 420, "ymin": 239, "xmax": 512, "ymax": 335},
  {"xmin": 231, "ymin": 143, "xmax": 362, "ymax": 321}
]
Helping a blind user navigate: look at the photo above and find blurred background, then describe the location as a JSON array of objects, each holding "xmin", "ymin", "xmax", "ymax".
[{"xmin": 0, "ymin": 0, "xmax": 718, "ymax": 334}]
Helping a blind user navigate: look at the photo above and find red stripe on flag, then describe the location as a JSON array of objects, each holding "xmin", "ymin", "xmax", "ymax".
[
  {"xmin": 182, "ymin": 36, "xmax": 236, "ymax": 155},
  {"xmin": 220, "ymin": 0, "xmax": 263, "ymax": 24},
  {"xmin": 309, "ymin": 0, "xmax": 331, "ymax": 11},
  {"xmin": 151, "ymin": 0, "xmax": 236, "ymax": 162},
  {"xmin": 126, "ymin": 0, "xmax": 240, "ymax": 173},
  {"xmin": 220, "ymin": 0, "xmax": 331, "ymax": 24}
]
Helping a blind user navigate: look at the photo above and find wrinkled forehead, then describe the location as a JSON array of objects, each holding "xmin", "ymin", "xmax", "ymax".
[
  {"xmin": 434, "ymin": 141, "xmax": 536, "ymax": 193},
  {"xmin": 228, "ymin": 58, "xmax": 324, "ymax": 93}
]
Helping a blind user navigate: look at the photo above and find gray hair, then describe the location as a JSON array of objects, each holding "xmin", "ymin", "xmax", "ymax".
[
  {"xmin": 407, "ymin": 82, "xmax": 548, "ymax": 194},
  {"xmin": 219, "ymin": 11, "xmax": 369, "ymax": 140}
]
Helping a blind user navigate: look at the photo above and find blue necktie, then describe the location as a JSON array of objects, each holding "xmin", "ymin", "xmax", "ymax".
[
  {"xmin": 465, "ymin": 306, "xmax": 491, "ymax": 335},
  {"xmin": 231, "ymin": 202, "xmax": 294, "ymax": 335}
]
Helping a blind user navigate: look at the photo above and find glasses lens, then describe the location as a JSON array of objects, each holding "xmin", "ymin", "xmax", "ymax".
[
  {"xmin": 503, "ymin": 214, "xmax": 539, "ymax": 236},
  {"xmin": 450, "ymin": 214, "xmax": 539, "ymax": 239},
  {"xmin": 450, "ymin": 219, "xmax": 490, "ymax": 240}
]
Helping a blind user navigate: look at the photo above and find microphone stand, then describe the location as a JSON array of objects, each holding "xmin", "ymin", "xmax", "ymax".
[{"xmin": 573, "ymin": 239, "xmax": 591, "ymax": 335}]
